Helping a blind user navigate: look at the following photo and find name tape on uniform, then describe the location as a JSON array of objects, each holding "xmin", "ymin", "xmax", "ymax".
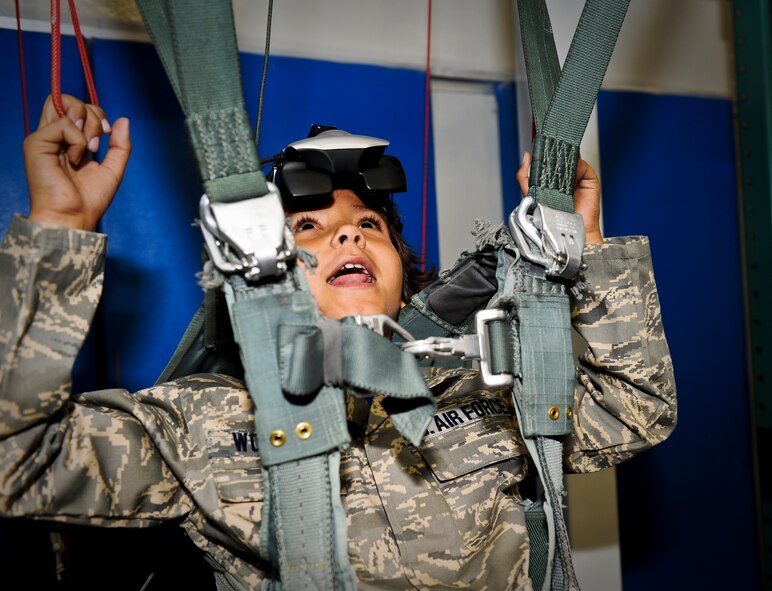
[{"xmin": 424, "ymin": 395, "xmax": 512, "ymax": 438}]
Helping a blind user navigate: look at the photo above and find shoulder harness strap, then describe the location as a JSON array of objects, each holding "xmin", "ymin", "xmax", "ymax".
[
  {"xmin": 398, "ymin": 2, "xmax": 630, "ymax": 589},
  {"xmin": 136, "ymin": 3, "xmax": 435, "ymax": 589}
]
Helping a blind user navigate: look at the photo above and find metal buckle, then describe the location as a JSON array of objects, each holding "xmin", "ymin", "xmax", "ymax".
[
  {"xmin": 475, "ymin": 309, "xmax": 514, "ymax": 387},
  {"xmin": 509, "ymin": 196, "xmax": 585, "ymax": 279},
  {"xmin": 398, "ymin": 309, "xmax": 514, "ymax": 388},
  {"xmin": 199, "ymin": 182, "xmax": 295, "ymax": 281}
]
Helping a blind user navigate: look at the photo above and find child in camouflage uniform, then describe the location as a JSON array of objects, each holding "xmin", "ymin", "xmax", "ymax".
[{"xmin": 0, "ymin": 95, "xmax": 676, "ymax": 590}]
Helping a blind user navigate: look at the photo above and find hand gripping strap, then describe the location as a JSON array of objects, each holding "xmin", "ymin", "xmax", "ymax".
[{"xmin": 136, "ymin": 0, "xmax": 268, "ymax": 202}]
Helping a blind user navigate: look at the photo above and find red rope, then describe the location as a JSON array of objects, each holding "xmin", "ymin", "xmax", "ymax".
[
  {"xmin": 50, "ymin": 0, "xmax": 65, "ymax": 117},
  {"xmin": 67, "ymin": 0, "xmax": 99, "ymax": 106},
  {"xmin": 14, "ymin": 0, "xmax": 29, "ymax": 136},
  {"xmin": 50, "ymin": 0, "xmax": 99, "ymax": 118},
  {"xmin": 420, "ymin": 0, "xmax": 433, "ymax": 271}
]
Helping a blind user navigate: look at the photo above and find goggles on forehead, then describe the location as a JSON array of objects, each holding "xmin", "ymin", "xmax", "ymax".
[{"xmin": 266, "ymin": 125, "xmax": 407, "ymax": 203}]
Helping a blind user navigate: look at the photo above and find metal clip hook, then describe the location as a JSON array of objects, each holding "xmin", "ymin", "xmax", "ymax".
[
  {"xmin": 397, "ymin": 309, "xmax": 514, "ymax": 388},
  {"xmin": 509, "ymin": 196, "xmax": 585, "ymax": 279},
  {"xmin": 199, "ymin": 182, "xmax": 296, "ymax": 281}
]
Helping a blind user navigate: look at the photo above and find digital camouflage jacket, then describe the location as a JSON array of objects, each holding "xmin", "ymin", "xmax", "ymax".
[{"xmin": 0, "ymin": 216, "xmax": 676, "ymax": 590}]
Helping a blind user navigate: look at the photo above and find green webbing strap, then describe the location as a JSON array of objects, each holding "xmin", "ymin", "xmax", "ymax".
[
  {"xmin": 136, "ymin": 3, "xmax": 357, "ymax": 587},
  {"xmin": 266, "ymin": 453, "xmax": 355, "ymax": 590},
  {"xmin": 514, "ymin": 3, "xmax": 629, "ymax": 589},
  {"xmin": 225, "ymin": 271, "xmax": 434, "ymax": 588},
  {"xmin": 518, "ymin": 0, "xmax": 631, "ymax": 212},
  {"xmin": 518, "ymin": 0, "xmax": 561, "ymax": 134},
  {"xmin": 513, "ymin": 274, "xmax": 573, "ymax": 438},
  {"xmin": 136, "ymin": 0, "xmax": 268, "ymax": 203},
  {"xmin": 224, "ymin": 272, "xmax": 355, "ymax": 590}
]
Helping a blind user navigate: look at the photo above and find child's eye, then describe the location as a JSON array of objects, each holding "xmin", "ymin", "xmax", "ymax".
[
  {"xmin": 293, "ymin": 216, "xmax": 317, "ymax": 232},
  {"xmin": 359, "ymin": 216, "xmax": 383, "ymax": 231}
]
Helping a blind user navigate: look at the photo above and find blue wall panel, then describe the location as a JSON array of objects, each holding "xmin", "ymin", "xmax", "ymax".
[
  {"xmin": 494, "ymin": 81, "xmax": 521, "ymax": 217},
  {"xmin": 598, "ymin": 89, "xmax": 759, "ymax": 590}
]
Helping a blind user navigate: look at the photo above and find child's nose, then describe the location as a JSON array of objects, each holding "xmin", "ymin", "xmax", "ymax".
[{"xmin": 332, "ymin": 224, "xmax": 365, "ymax": 248}]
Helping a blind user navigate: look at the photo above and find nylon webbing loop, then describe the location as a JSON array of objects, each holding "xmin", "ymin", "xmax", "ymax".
[
  {"xmin": 488, "ymin": 318, "xmax": 517, "ymax": 376},
  {"xmin": 519, "ymin": 0, "xmax": 630, "ymax": 212},
  {"xmin": 136, "ymin": 0, "xmax": 268, "ymax": 203}
]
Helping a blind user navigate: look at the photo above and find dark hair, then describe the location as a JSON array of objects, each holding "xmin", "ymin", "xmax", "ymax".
[{"xmin": 362, "ymin": 194, "xmax": 437, "ymax": 302}]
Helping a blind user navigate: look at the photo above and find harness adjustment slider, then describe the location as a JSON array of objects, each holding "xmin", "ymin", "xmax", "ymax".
[{"xmin": 199, "ymin": 182, "xmax": 296, "ymax": 281}]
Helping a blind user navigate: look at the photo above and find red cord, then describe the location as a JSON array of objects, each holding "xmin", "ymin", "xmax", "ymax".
[
  {"xmin": 420, "ymin": 0, "xmax": 432, "ymax": 271},
  {"xmin": 67, "ymin": 0, "xmax": 98, "ymax": 106},
  {"xmin": 50, "ymin": 0, "xmax": 99, "ymax": 119},
  {"xmin": 14, "ymin": 0, "xmax": 29, "ymax": 136},
  {"xmin": 51, "ymin": 0, "xmax": 65, "ymax": 117}
]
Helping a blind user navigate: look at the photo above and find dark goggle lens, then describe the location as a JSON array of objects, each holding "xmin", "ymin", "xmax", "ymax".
[{"xmin": 276, "ymin": 156, "xmax": 406, "ymax": 200}]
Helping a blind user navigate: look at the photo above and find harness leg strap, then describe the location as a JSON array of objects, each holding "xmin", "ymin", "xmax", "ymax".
[{"xmin": 268, "ymin": 452, "xmax": 355, "ymax": 590}]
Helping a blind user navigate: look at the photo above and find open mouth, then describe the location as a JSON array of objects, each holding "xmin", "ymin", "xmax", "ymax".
[{"xmin": 327, "ymin": 262, "xmax": 375, "ymax": 286}]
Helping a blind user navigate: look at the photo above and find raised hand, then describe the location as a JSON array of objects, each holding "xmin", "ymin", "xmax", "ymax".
[{"xmin": 24, "ymin": 94, "xmax": 131, "ymax": 231}]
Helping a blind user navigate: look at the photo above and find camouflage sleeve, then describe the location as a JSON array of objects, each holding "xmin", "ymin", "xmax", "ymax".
[
  {"xmin": 0, "ymin": 215, "xmax": 191, "ymax": 525},
  {"xmin": 564, "ymin": 235, "xmax": 676, "ymax": 473}
]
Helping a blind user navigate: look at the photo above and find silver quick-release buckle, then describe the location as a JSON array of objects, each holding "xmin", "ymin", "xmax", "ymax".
[
  {"xmin": 391, "ymin": 309, "xmax": 514, "ymax": 388},
  {"xmin": 509, "ymin": 196, "xmax": 585, "ymax": 279},
  {"xmin": 199, "ymin": 182, "xmax": 296, "ymax": 281}
]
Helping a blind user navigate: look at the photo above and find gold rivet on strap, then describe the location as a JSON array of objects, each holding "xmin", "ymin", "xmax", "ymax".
[
  {"xmin": 566, "ymin": 406, "xmax": 574, "ymax": 420},
  {"xmin": 270, "ymin": 430, "xmax": 286, "ymax": 447},
  {"xmin": 295, "ymin": 422, "xmax": 313, "ymax": 440},
  {"xmin": 548, "ymin": 406, "xmax": 560, "ymax": 421}
]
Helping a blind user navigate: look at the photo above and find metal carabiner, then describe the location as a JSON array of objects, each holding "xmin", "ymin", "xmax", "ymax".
[{"xmin": 509, "ymin": 196, "xmax": 586, "ymax": 279}]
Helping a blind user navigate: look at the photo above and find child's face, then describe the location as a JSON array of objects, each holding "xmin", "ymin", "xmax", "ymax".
[{"xmin": 288, "ymin": 189, "xmax": 404, "ymax": 320}]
